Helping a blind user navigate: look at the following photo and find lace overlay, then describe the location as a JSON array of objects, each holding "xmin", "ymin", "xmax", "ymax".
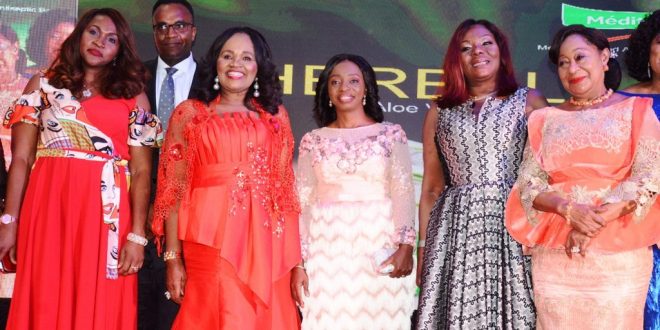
[
  {"xmin": 297, "ymin": 122, "xmax": 416, "ymax": 259},
  {"xmin": 507, "ymin": 96, "xmax": 660, "ymax": 252},
  {"xmin": 541, "ymin": 106, "xmax": 632, "ymax": 156},
  {"xmin": 296, "ymin": 122, "xmax": 416, "ymax": 328}
]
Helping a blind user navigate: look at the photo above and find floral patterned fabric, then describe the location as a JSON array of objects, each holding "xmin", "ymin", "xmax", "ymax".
[{"xmin": 296, "ymin": 122, "xmax": 416, "ymax": 329}]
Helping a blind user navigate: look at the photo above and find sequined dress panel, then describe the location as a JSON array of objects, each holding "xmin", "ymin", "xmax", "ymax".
[{"xmin": 417, "ymin": 88, "xmax": 536, "ymax": 329}]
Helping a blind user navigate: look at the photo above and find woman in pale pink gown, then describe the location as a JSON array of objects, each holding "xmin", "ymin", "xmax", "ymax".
[
  {"xmin": 291, "ymin": 54, "xmax": 416, "ymax": 329},
  {"xmin": 506, "ymin": 25, "xmax": 660, "ymax": 329}
]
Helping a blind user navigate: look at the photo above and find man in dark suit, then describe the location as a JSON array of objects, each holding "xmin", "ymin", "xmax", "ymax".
[{"xmin": 139, "ymin": 1, "xmax": 199, "ymax": 329}]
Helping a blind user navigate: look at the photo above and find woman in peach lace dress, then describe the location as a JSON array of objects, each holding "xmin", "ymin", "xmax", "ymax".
[{"xmin": 506, "ymin": 25, "xmax": 660, "ymax": 329}]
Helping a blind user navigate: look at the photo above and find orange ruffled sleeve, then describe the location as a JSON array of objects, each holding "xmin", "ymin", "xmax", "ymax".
[{"xmin": 506, "ymin": 98, "xmax": 660, "ymax": 252}]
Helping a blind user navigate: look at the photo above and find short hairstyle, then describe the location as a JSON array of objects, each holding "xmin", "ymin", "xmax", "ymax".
[
  {"xmin": 0, "ymin": 24, "xmax": 27, "ymax": 74},
  {"xmin": 313, "ymin": 54, "xmax": 383, "ymax": 127},
  {"xmin": 48, "ymin": 8, "xmax": 148, "ymax": 99},
  {"xmin": 549, "ymin": 24, "xmax": 621, "ymax": 90},
  {"xmin": 437, "ymin": 19, "xmax": 518, "ymax": 109},
  {"xmin": 193, "ymin": 27, "xmax": 282, "ymax": 115},
  {"xmin": 152, "ymin": 0, "xmax": 195, "ymax": 23},
  {"xmin": 625, "ymin": 10, "xmax": 660, "ymax": 82},
  {"xmin": 26, "ymin": 9, "xmax": 76, "ymax": 67}
]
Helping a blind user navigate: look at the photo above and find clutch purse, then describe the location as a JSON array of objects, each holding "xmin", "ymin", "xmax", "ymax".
[
  {"xmin": 370, "ymin": 247, "xmax": 396, "ymax": 275},
  {"xmin": 0, "ymin": 253, "xmax": 15, "ymax": 274}
]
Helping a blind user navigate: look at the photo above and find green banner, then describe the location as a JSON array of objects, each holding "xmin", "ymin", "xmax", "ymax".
[{"xmin": 562, "ymin": 3, "xmax": 648, "ymax": 30}]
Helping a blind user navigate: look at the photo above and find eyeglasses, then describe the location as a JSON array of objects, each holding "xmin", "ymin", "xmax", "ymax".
[{"xmin": 153, "ymin": 22, "xmax": 194, "ymax": 34}]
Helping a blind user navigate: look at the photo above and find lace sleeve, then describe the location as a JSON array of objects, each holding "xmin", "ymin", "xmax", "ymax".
[
  {"xmin": 516, "ymin": 143, "xmax": 554, "ymax": 224},
  {"xmin": 152, "ymin": 101, "xmax": 199, "ymax": 250},
  {"xmin": 387, "ymin": 124, "xmax": 416, "ymax": 246},
  {"xmin": 602, "ymin": 100, "xmax": 660, "ymax": 221},
  {"xmin": 296, "ymin": 132, "xmax": 317, "ymax": 261}
]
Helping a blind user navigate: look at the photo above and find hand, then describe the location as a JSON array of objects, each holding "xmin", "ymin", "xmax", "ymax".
[
  {"xmin": 384, "ymin": 244, "xmax": 414, "ymax": 278},
  {"xmin": 565, "ymin": 203, "xmax": 606, "ymax": 237},
  {"xmin": 290, "ymin": 266, "xmax": 309, "ymax": 308},
  {"xmin": 0, "ymin": 223, "xmax": 17, "ymax": 261},
  {"xmin": 118, "ymin": 240, "xmax": 144, "ymax": 276},
  {"xmin": 596, "ymin": 201, "xmax": 636, "ymax": 223},
  {"xmin": 166, "ymin": 258, "xmax": 186, "ymax": 304},
  {"xmin": 415, "ymin": 247, "xmax": 424, "ymax": 287},
  {"xmin": 565, "ymin": 230, "xmax": 591, "ymax": 258}
]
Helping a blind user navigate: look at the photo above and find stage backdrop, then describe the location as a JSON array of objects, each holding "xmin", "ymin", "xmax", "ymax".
[{"xmin": 4, "ymin": 0, "xmax": 658, "ymax": 212}]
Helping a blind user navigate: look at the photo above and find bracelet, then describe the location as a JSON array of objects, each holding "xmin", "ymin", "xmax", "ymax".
[
  {"xmin": 294, "ymin": 264, "xmax": 306, "ymax": 271},
  {"xmin": 560, "ymin": 200, "xmax": 574, "ymax": 225},
  {"xmin": 417, "ymin": 239, "xmax": 426, "ymax": 248},
  {"xmin": 127, "ymin": 232, "xmax": 148, "ymax": 246},
  {"xmin": 163, "ymin": 250, "xmax": 182, "ymax": 262}
]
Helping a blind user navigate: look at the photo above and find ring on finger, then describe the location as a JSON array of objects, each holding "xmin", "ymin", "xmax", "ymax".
[{"xmin": 130, "ymin": 266, "xmax": 140, "ymax": 271}]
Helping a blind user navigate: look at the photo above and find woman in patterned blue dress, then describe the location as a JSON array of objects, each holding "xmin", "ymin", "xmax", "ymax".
[
  {"xmin": 415, "ymin": 19, "xmax": 547, "ymax": 329},
  {"xmin": 621, "ymin": 9, "xmax": 660, "ymax": 330}
]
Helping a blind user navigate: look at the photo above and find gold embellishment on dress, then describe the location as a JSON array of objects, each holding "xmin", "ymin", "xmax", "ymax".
[{"xmin": 229, "ymin": 168, "xmax": 249, "ymax": 216}]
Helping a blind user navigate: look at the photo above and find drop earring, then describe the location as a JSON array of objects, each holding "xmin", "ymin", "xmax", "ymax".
[
  {"xmin": 328, "ymin": 100, "xmax": 333, "ymax": 107},
  {"xmin": 213, "ymin": 76, "xmax": 220, "ymax": 90},
  {"xmin": 253, "ymin": 77, "xmax": 260, "ymax": 97},
  {"xmin": 649, "ymin": 62, "xmax": 653, "ymax": 80},
  {"xmin": 362, "ymin": 95, "xmax": 366, "ymax": 106}
]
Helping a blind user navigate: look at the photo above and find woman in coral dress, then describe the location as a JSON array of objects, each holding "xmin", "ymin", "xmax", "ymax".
[
  {"xmin": 152, "ymin": 27, "xmax": 301, "ymax": 329},
  {"xmin": 291, "ymin": 54, "xmax": 416, "ymax": 329},
  {"xmin": 506, "ymin": 25, "xmax": 660, "ymax": 329},
  {"xmin": 0, "ymin": 9, "xmax": 161, "ymax": 329}
]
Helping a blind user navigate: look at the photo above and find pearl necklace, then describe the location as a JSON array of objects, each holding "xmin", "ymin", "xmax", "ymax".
[{"xmin": 568, "ymin": 89, "xmax": 613, "ymax": 107}]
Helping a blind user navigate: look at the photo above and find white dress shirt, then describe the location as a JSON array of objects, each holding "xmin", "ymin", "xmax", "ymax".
[{"xmin": 154, "ymin": 53, "xmax": 196, "ymax": 122}]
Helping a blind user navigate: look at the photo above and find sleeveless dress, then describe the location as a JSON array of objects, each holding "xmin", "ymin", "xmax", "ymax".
[
  {"xmin": 4, "ymin": 77, "xmax": 162, "ymax": 330},
  {"xmin": 618, "ymin": 90, "xmax": 660, "ymax": 330},
  {"xmin": 296, "ymin": 122, "xmax": 417, "ymax": 329},
  {"xmin": 417, "ymin": 87, "xmax": 535, "ymax": 329},
  {"xmin": 505, "ymin": 96, "xmax": 660, "ymax": 329},
  {"xmin": 152, "ymin": 98, "xmax": 301, "ymax": 329}
]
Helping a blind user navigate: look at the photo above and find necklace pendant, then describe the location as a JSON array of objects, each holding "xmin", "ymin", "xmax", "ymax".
[{"xmin": 82, "ymin": 88, "xmax": 92, "ymax": 98}]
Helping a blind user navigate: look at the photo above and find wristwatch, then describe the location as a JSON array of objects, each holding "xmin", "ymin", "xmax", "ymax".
[{"xmin": 0, "ymin": 214, "xmax": 16, "ymax": 225}]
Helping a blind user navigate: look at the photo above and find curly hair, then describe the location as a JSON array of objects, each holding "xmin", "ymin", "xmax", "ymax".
[
  {"xmin": 549, "ymin": 24, "xmax": 621, "ymax": 90},
  {"xmin": 26, "ymin": 9, "xmax": 76, "ymax": 68},
  {"xmin": 625, "ymin": 10, "xmax": 660, "ymax": 82},
  {"xmin": 193, "ymin": 27, "xmax": 282, "ymax": 115},
  {"xmin": 437, "ymin": 19, "xmax": 518, "ymax": 109},
  {"xmin": 312, "ymin": 54, "xmax": 383, "ymax": 127},
  {"xmin": 47, "ymin": 8, "xmax": 148, "ymax": 100}
]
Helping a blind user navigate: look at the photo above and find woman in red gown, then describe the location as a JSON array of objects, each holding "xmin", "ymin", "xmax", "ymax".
[
  {"xmin": 0, "ymin": 8, "xmax": 161, "ymax": 329},
  {"xmin": 152, "ymin": 27, "xmax": 301, "ymax": 329}
]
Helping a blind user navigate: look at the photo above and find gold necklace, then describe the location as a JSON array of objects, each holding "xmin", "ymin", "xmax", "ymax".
[
  {"xmin": 568, "ymin": 89, "xmax": 613, "ymax": 107},
  {"xmin": 468, "ymin": 91, "xmax": 498, "ymax": 103}
]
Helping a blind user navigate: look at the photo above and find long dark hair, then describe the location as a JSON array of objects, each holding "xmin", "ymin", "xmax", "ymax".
[
  {"xmin": 193, "ymin": 26, "xmax": 282, "ymax": 114},
  {"xmin": 437, "ymin": 19, "xmax": 518, "ymax": 109},
  {"xmin": 625, "ymin": 10, "xmax": 660, "ymax": 82},
  {"xmin": 549, "ymin": 24, "xmax": 621, "ymax": 90},
  {"xmin": 48, "ymin": 8, "xmax": 148, "ymax": 99},
  {"xmin": 313, "ymin": 54, "xmax": 383, "ymax": 127}
]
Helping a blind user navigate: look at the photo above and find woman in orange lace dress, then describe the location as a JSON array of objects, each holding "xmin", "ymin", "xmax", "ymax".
[
  {"xmin": 0, "ymin": 9, "xmax": 160, "ymax": 329},
  {"xmin": 152, "ymin": 27, "xmax": 301, "ymax": 329},
  {"xmin": 506, "ymin": 25, "xmax": 660, "ymax": 329}
]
